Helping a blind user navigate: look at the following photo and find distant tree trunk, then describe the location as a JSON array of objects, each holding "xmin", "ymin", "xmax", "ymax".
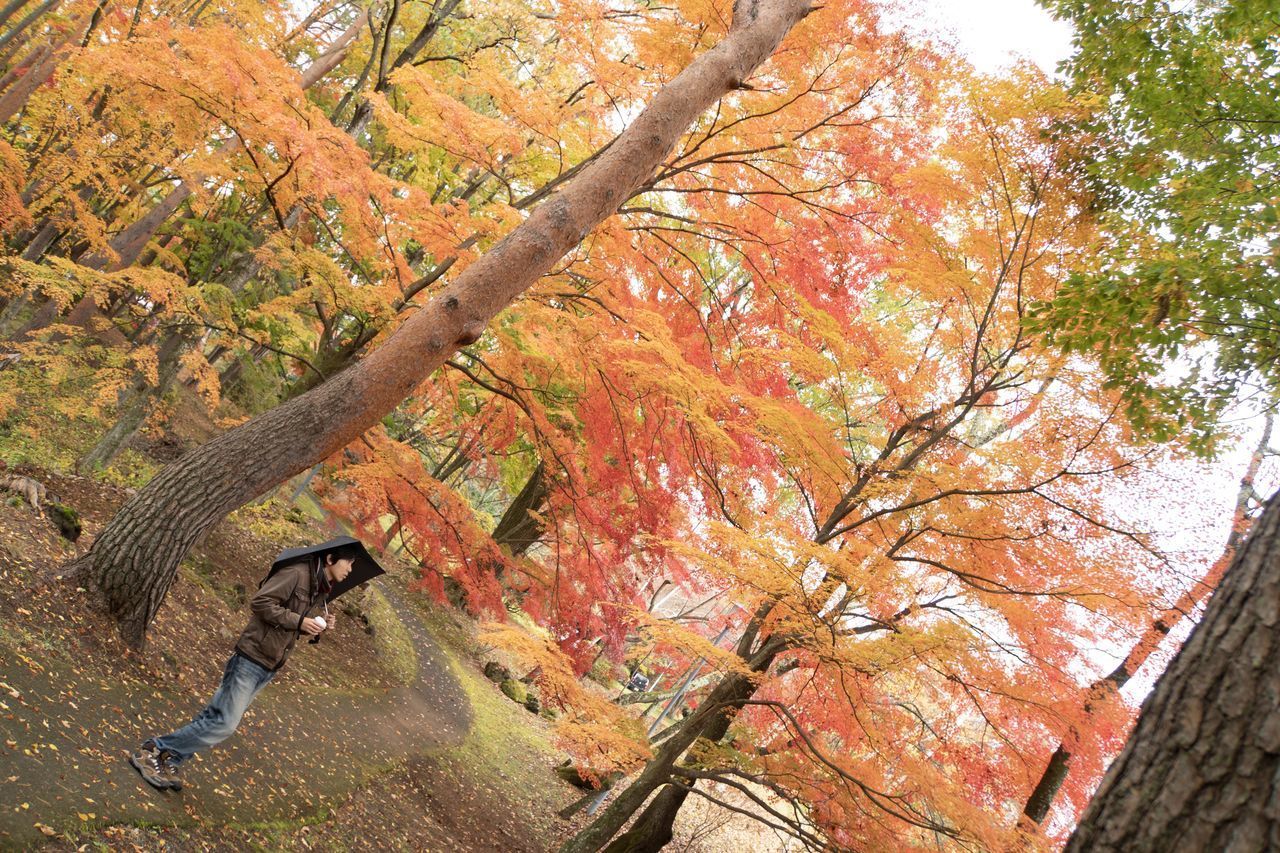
[
  {"xmin": 0, "ymin": 0, "xmax": 33, "ymax": 31},
  {"xmin": 1065, "ymin": 488, "xmax": 1280, "ymax": 852},
  {"xmin": 490, "ymin": 461, "xmax": 547, "ymax": 569},
  {"xmin": 560, "ymin": 638, "xmax": 784, "ymax": 853},
  {"xmin": 17, "ymin": 217, "xmax": 61, "ymax": 261},
  {"xmin": 75, "ymin": 16, "xmax": 364, "ymax": 272},
  {"xmin": 51, "ymin": 0, "xmax": 814, "ymax": 649},
  {"xmin": 0, "ymin": 0, "xmax": 59, "ymax": 56},
  {"xmin": 0, "ymin": 1, "xmax": 81, "ymax": 125},
  {"xmin": 0, "ymin": 41, "xmax": 50, "ymax": 100},
  {"xmin": 1024, "ymin": 414, "xmax": 1273, "ymax": 825},
  {"xmin": 75, "ymin": 331, "xmax": 188, "ymax": 473}
]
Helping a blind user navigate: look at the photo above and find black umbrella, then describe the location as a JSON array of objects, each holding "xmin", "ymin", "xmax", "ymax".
[{"xmin": 269, "ymin": 535, "xmax": 386, "ymax": 603}]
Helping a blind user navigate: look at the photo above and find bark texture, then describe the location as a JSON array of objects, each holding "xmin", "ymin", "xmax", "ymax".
[
  {"xmin": 1065, "ymin": 488, "xmax": 1280, "ymax": 853},
  {"xmin": 58, "ymin": 0, "xmax": 814, "ymax": 649}
]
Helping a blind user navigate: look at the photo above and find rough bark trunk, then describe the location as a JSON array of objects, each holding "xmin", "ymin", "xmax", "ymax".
[
  {"xmin": 53, "ymin": 0, "xmax": 814, "ymax": 649},
  {"xmin": 17, "ymin": 217, "xmax": 61, "ymax": 261},
  {"xmin": 0, "ymin": 41, "xmax": 49, "ymax": 100},
  {"xmin": 1024, "ymin": 414, "xmax": 1273, "ymax": 825},
  {"xmin": 1065, "ymin": 487, "xmax": 1280, "ymax": 852}
]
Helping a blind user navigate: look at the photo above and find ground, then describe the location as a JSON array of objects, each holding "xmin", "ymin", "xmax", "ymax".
[{"xmin": 0, "ymin": 466, "xmax": 595, "ymax": 852}]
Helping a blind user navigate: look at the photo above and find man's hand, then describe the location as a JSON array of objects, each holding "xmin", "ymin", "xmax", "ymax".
[{"xmin": 301, "ymin": 617, "xmax": 326, "ymax": 636}]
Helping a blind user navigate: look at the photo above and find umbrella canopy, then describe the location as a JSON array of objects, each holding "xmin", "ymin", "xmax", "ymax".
[{"xmin": 269, "ymin": 535, "xmax": 385, "ymax": 602}]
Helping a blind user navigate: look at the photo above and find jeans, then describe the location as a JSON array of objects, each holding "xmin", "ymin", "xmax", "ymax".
[{"xmin": 151, "ymin": 652, "xmax": 276, "ymax": 765}]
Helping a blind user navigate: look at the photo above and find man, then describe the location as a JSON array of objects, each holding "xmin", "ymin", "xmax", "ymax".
[{"xmin": 128, "ymin": 543, "xmax": 358, "ymax": 790}]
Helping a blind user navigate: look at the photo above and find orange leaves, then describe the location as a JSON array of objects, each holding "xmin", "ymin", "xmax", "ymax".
[
  {"xmin": 0, "ymin": 141, "xmax": 30, "ymax": 236},
  {"xmin": 480, "ymin": 622, "xmax": 651, "ymax": 783},
  {"xmin": 625, "ymin": 605, "xmax": 755, "ymax": 680}
]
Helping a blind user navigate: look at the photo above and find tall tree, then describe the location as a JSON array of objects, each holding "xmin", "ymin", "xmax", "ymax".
[
  {"xmin": 557, "ymin": 73, "xmax": 1172, "ymax": 852},
  {"xmin": 1031, "ymin": 0, "xmax": 1280, "ymax": 448},
  {"xmin": 1038, "ymin": 0, "xmax": 1280, "ymax": 846},
  {"xmin": 1066, "ymin": 487, "xmax": 1280, "ymax": 851},
  {"xmin": 51, "ymin": 0, "xmax": 819, "ymax": 648}
]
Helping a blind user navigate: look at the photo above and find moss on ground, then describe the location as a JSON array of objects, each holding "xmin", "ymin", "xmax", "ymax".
[{"xmin": 362, "ymin": 586, "xmax": 418, "ymax": 687}]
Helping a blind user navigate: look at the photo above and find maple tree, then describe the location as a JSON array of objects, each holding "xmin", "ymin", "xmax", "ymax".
[
  {"xmin": 39, "ymin": 0, "xmax": 818, "ymax": 651},
  {"xmin": 2, "ymin": 0, "xmax": 1271, "ymax": 847},
  {"xmin": 554, "ymin": 72, "xmax": 1191, "ymax": 852}
]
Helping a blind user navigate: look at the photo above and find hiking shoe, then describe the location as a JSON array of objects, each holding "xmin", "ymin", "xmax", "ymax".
[
  {"xmin": 128, "ymin": 742, "xmax": 179, "ymax": 791},
  {"xmin": 157, "ymin": 749, "xmax": 183, "ymax": 791}
]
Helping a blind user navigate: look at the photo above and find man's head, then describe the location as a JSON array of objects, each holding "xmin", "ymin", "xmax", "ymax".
[{"xmin": 321, "ymin": 546, "xmax": 359, "ymax": 585}]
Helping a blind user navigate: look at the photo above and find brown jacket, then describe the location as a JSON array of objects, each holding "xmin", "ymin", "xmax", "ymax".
[{"xmin": 234, "ymin": 559, "xmax": 326, "ymax": 672}]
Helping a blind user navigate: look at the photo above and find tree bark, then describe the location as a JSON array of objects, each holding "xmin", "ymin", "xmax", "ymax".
[
  {"xmin": 1065, "ymin": 487, "xmax": 1280, "ymax": 852},
  {"xmin": 53, "ymin": 0, "xmax": 815, "ymax": 649}
]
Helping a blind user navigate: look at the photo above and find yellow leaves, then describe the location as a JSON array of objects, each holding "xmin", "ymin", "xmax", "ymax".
[
  {"xmin": 480, "ymin": 620, "xmax": 652, "ymax": 780},
  {"xmin": 624, "ymin": 607, "xmax": 755, "ymax": 679},
  {"xmin": 4, "ymin": 257, "xmax": 90, "ymax": 310},
  {"xmin": 378, "ymin": 71, "xmax": 525, "ymax": 173},
  {"xmin": 129, "ymin": 344, "xmax": 159, "ymax": 387},
  {"xmin": 0, "ymin": 140, "xmax": 31, "ymax": 236},
  {"xmin": 179, "ymin": 348, "xmax": 221, "ymax": 408},
  {"xmin": 555, "ymin": 716, "xmax": 652, "ymax": 785}
]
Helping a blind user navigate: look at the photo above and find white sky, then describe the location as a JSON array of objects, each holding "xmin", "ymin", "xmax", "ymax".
[{"xmin": 905, "ymin": 0, "xmax": 1076, "ymax": 74}]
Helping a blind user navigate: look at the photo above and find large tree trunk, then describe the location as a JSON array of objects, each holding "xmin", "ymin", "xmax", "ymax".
[
  {"xmin": 1023, "ymin": 414, "xmax": 1273, "ymax": 825},
  {"xmin": 1065, "ymin": 487, "xmax": 1280, "ymax": 852},
  {"xmin": 52, "ymin": 0, "xmax": 814, "ymax": 649}
]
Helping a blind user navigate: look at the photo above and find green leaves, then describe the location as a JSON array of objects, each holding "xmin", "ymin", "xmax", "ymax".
[{"xmin": 1034, "ymin": 0, "xmax": 1280, "ymax": 444}]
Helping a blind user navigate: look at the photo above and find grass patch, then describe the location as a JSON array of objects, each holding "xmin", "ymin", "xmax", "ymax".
[
  {"xmin": 97, "ymin": 447, "xmax": 159, "ymax": 489},
  {"xmin": 230, "ymin": 496, "xmax": 315, "ymax": 545},
  {"xmin": 362, "ymin": 586, "xmax": 418, "ymax": 686},
  {"xmin": 0, "ymin": 618, "xmax": 70, "ymax": 660},
  {"xmin": 415, "ymin": 603, "xmax": 569, "ymax": 847},
  {"xmin": 180, "ymin": 552, "xmax": 248, "ymax": 610}
]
